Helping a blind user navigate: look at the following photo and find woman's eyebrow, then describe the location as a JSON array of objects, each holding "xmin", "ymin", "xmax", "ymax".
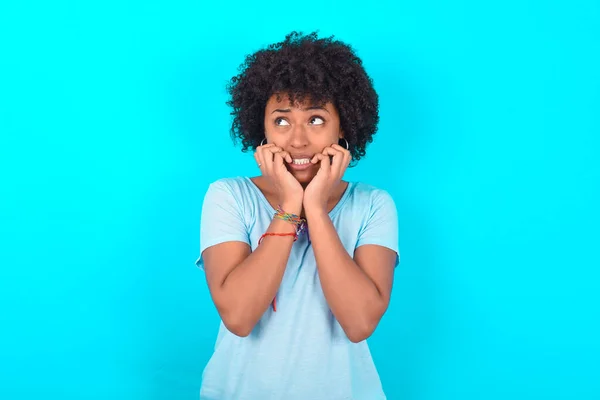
[{"xmin": 271, "ymin": 106, "xmax": 330, "ymax": 114}]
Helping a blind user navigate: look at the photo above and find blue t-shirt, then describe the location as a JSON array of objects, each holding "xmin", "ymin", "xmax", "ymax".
[{"xmin": 195, "ymin": 176, "xmax": 400, "ymax": 400}]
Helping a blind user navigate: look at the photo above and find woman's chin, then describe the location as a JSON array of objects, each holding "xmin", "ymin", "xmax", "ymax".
[
  {"xmin": 286, "ymin": 164, "xmax": 316, "ymax": 183},
  {"xmin": 290, "ymin": 170, "xmax": 316, "ymax": 185}
]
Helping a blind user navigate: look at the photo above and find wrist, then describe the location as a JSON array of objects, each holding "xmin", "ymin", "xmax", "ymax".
[
  {"xmin": 303, "ymin": 202, "xmax": 327, "ymax": 216},
  {"xmin": 279, "ymin": 201, "xmax": 303, "ymax": 216}
]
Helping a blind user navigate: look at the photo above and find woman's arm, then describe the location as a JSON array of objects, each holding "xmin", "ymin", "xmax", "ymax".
[
  {"xmin": 305, "ymin": 207, "xmax": 397, "ymax": 343},
  {"xmin": 302, "ymin": 144, "xmax": 398, "ymax": 343},
  {"xmin": 203, "ymin": 201, "xmax": 301, "ymax": 337}
]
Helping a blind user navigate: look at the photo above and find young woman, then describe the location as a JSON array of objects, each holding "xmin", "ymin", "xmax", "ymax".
[{"xmin": 195, "ymin": 31, "xmax": 400, "ymax": 400}]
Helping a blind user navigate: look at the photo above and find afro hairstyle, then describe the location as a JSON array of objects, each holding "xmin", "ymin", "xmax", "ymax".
[{"xmin": 225, "ymin": 31, "xmax": 379, "ymax": 163}]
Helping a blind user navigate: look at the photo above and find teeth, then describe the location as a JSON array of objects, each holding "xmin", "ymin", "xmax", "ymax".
[{"xmin": 292, "ymin": 158, "xmax": 310, "ymax": 165}]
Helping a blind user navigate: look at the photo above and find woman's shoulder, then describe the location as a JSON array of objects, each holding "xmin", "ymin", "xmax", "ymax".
[
  {"xmin": 204, "ymin": 176, "xmax": 263, "ymax": 206},
  {"xmin": 201, "ymin": 176, "xmax": 262, "ymax": 219},
  {"xmin": 348, "ymin": 181, "xmax": 395, "ymax": 203},
  {"xmin": 342, "ymin": 181, "xmax": 398, "ymax": 220},
  {"xmin": 207, "ymin": 176, "xmax": 253, "ymax": 192},
  {"xmin": 344, "ymin": 181, "xmax": 398, "ymax": 230}
]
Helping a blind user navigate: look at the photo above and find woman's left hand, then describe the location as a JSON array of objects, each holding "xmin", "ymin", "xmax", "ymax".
[{"xmin": 304, "ymin": 143, "xmax": 352, "ymax": 212}]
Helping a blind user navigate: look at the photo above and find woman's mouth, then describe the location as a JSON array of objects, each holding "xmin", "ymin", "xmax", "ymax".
[{"xmin": 286, "ymin": 158, "xmax": 313, "ymax": 171}]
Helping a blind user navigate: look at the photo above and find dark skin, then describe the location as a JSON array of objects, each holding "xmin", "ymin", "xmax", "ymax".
[
  {"xmin": 251, "ymin": 93, "xmax": 350, "ymax": 218},
  {"xmin": 202, "ymin": 93, "xmax": 395, "ymax": 341},
  {"xmin": 249, "ymin": 178, "xmax": 348, "ymax": 218}
]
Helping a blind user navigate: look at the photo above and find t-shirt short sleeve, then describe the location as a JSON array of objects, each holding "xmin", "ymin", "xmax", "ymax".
[
  {"xmin": 195, "ymin": 180, "xmax": 250, "ymax": 271},
  {"xmin": 356, "ymin": 189, "xmax": 400, "ymax": 267}
]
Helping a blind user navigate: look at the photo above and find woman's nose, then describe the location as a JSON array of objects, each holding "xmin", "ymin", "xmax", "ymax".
[{"xmin": 290, "ymin": 125, "xmax": 309, "ymax": 147}]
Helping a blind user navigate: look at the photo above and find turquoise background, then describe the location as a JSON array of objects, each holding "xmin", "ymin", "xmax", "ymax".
[{"xmin": 1, "ymin": 1, "xmax": 599, "ymax": 399}]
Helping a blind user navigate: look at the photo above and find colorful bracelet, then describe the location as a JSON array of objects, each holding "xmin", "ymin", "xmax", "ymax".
[{"xmin": 274, "ymin": 205, "xmax": 307, "ymax": 235}]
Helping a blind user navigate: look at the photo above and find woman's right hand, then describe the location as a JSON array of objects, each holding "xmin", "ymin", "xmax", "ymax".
[{"xmin": 254, "ymin": 143, "xmax": 304, "ymax": 209}]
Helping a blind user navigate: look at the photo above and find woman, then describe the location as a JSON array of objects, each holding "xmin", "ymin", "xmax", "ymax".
[{"xmin": 195, "ymin": 31, "xmax": 400, "ymax": 400}]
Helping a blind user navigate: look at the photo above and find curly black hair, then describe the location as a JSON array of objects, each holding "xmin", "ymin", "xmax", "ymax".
[{"xmin": 226, "ymin": 31, "xmax": 379, "ymax": 163}]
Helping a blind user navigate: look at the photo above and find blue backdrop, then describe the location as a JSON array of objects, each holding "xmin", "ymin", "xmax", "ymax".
[{"xmin": 1, "ymin": 1, "xmax": 599, "ymax": 399}]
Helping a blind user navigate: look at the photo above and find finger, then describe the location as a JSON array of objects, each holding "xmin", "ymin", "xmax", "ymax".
[
  {"xmin": 265, "ymin": 146, "xmax": 285, "ymax": 174},
  {"xmin": 263, "ymin": 146, "xmax": 286, "ymax": 160},
  {"xmin": 256, "ymin": 144, "xmax": 276, "ymax": 161},
  {"xmin": 256, "ymin": 151, "xmax": 267, "ymax": 173},
  {"xmin": 311, "ymin": 153, "xmax": 325, "ymax": 164},
  {"xmin": 264, "ymin": 145, "xmax": 283, "ymax": 154},
  {"xmin": 256, "ymin": 143, "xmax": 275, "ymax": 165},
  {"xmin": 321, "ymin": 146, "xmax": 341, "ymax": 156},
  {"xmin": 318, "ymin": 151, "xmax": 331, "ymax": 177},
  {"xmin": 273, "ymin": 151, "xmax": 287, "ymax": 173},
  {"xmin": 310, "ymin": 153, "xmax": 330, "ymax": 169},
  {"xmin": 321, "ymin": 146, "xmax": 344, "ymax": 175},
  {"xmin": 278, "ymin": 150, "xmax": 292, "ymax": 164},
  {"xmin": 331, "ymin": 143, "xmax": 350, "ymax": 159},
  {"xmin": 263, "ymin": 147, "xmax": 278, "ymax": 176},
  {"xmin": 260, "ymin": 145, "xmax": 281, "ymax": 159},
  {"xmin": 337, "ymin": 143, "xmax": 352, "ymax": 166},
  {"xmin": 331, "ymin": 143, "xmax": 351, "ymax": 170},
  {"xmin": 257, "ymin": 144, "xmax": 275, "ymax": 164},
  {"xmin": 332, "ymin": 151, "xmax": 345, "ymax": 179},
  {"xmin": 331, "ymin": 145, "xmax": 347, "ymax": 179}
]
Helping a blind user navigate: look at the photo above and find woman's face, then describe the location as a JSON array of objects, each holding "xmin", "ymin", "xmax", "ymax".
[{"xmin": 263, "ymin": 93, "xmax": 343, "ymax": 185}]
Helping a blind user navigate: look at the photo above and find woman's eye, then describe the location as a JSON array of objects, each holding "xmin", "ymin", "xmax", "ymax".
[
  {"xmin": 275, "ymin": 118, "xmax": 290, "ymax": 126},
  {"xmin": 310, "ymin": 116, "xmax": 325, "ymax": 125}
]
